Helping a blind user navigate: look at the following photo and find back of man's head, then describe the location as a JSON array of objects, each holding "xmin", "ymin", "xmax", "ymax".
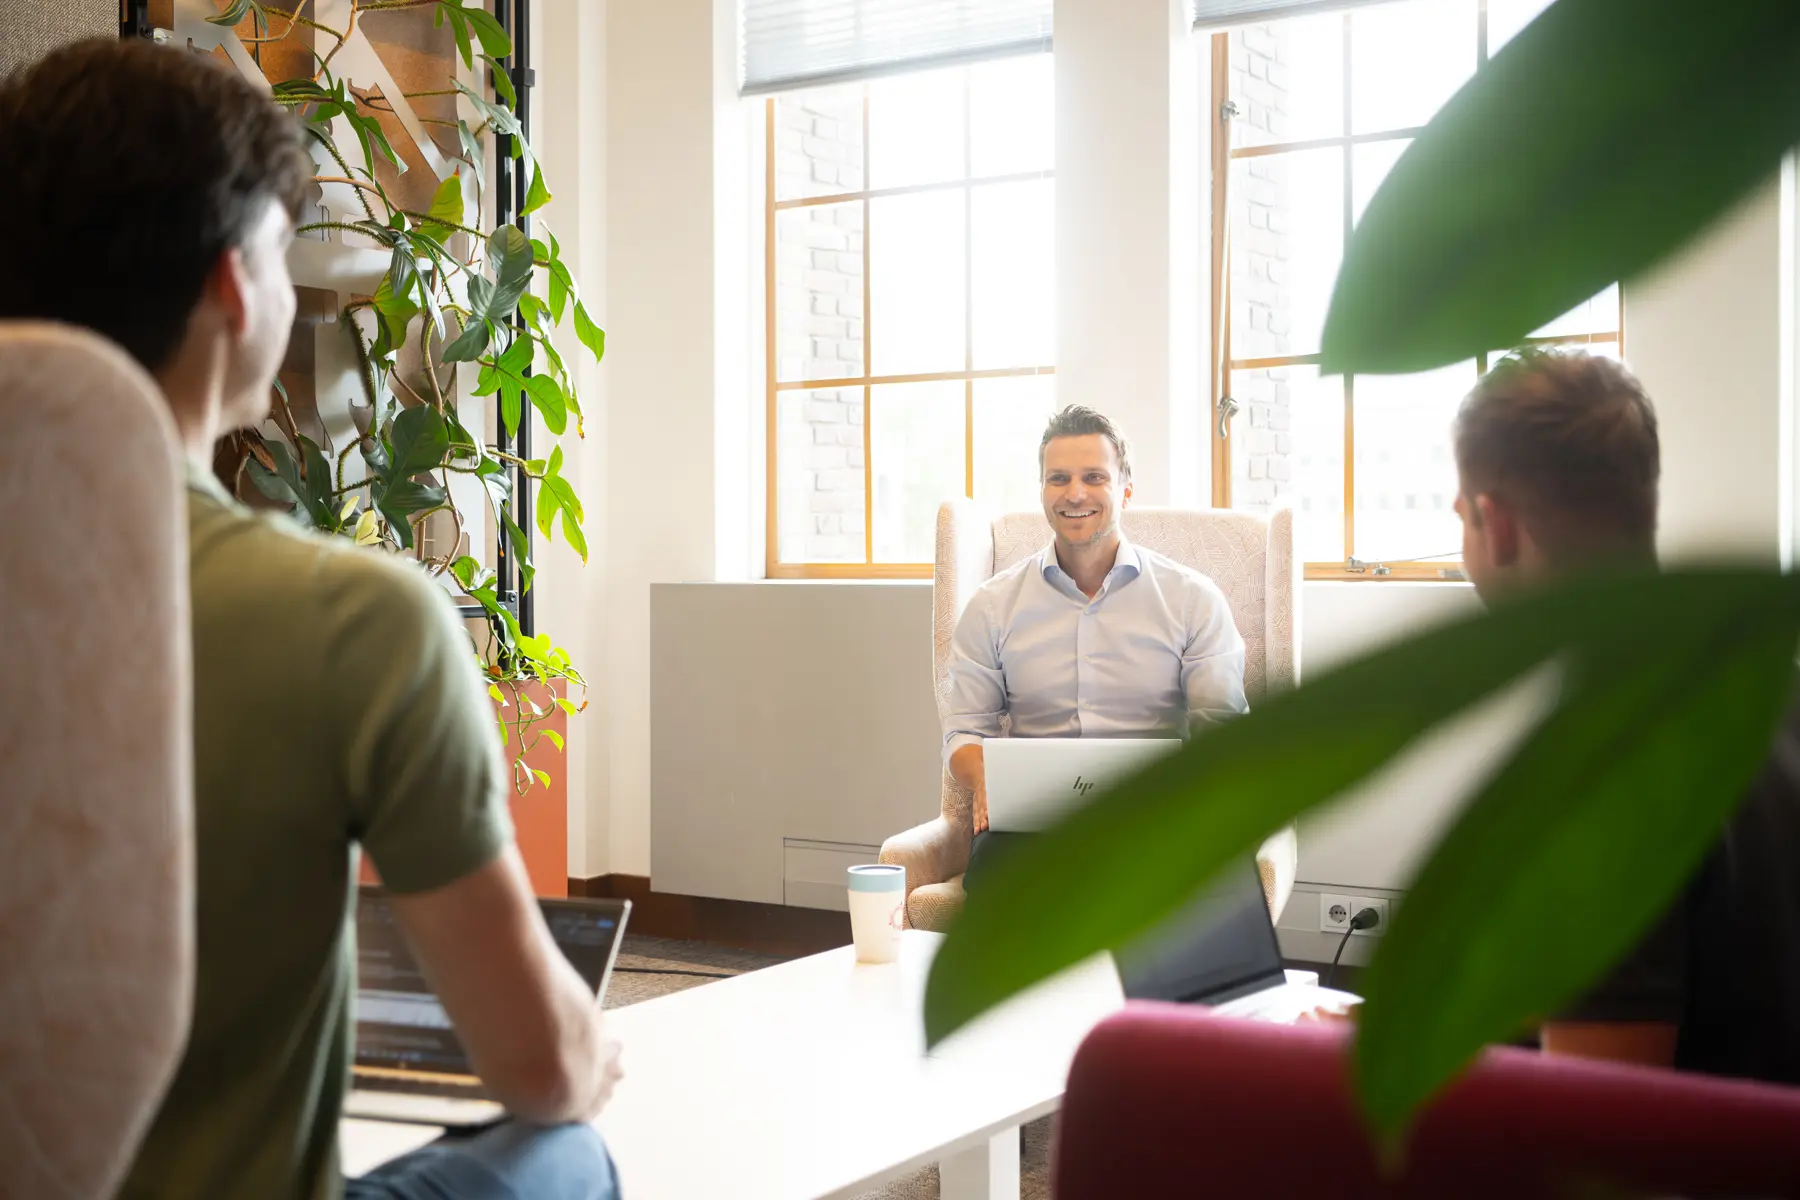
[
  {"xmin": 1454, "ymin": 348, "xmax": 1660, "ymax": 568},
  {"xmin": 0, "ymin": 38, "xmax": 310, "ymax": 373}
]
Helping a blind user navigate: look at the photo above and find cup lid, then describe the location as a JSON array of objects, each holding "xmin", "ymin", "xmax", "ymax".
[{"xmin": 846, "ymin": 863, "xmax": 905, "ymax": 892}]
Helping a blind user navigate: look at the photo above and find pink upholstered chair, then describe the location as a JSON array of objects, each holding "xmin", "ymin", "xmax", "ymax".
[
  {"xmin": 880, "ymin": 500, "xmax": 1300, "ymax": 931},
  {"xmin": 1055, "ymin": 1006, "xmax": 1800, "ymax": 1198},
  {"xmin": 0, "ymin": 323, "xmax": 194, "ymax": 1199}
]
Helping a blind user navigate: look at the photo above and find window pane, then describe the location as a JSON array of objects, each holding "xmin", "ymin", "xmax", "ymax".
[
  {"xmin": 1486, "ymin": 0, "xmax": 1557, "ymax": 55},
  {"xmin": 773, "ymin": 90, "xmax": 864, "ymax": 201},
  {"xmin": 1352, "ymin": 361, "xmax": 1473, "ymax": 562},
  {"xmin": 971, "ymin": 178, "xmax": 1054, "ymax": 370},
  {"xmin": 869, "ymin": 190, "xmax": 966, "ymax": 375},
  {"xmin": 1530, "ymin": 282, "xmax": 1621, "ymax": 340},
  {"xmin": 973, "ymin": 375, "xmax": 1055, "ymax": 515},
  {"xmin": 868, "ymin": 67, "xmax": 965, "ymax": 190},
  {"xmin": 1230, "ymin": 365, "xmax": 1342, "ymax": 564},
  {"xmin": 775, "ymin": 202, "xmax": 865, "ymax": 383},
  {"xmin": 1229, "ymin": 16, "xmax": 1344, "ymax": 151},
  {"xmin": 970, "ymin": 55, "xmax": 1053, "ymax": 177},
  {"xmin": 777, "ymin": 388, "xmax": 866, "ymax": 563},
  {"xmin": 871, "ymin": 381, "xmax": 965, "ymax": 562},
  {"xmin": 1230, "ymin": 147, "xmax": 1343, "ymax": 361},
  {"xmin": 1349, "ymin": 0, "xmax": 1477, "ymax": 135},
  {"xmin": 1351, "ymin": 137, "xmax": 1409, "ymax": 226}
]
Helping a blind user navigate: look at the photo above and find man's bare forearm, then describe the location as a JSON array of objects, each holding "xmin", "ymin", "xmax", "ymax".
[{"xmin": 949, "ymin": 743, "xmax": 984, "ymax": 792}]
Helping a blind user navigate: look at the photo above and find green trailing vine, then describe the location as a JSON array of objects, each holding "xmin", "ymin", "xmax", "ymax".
[{"xmin": 210, "ymin": 0, "xmax": 596, "ymax": 792}]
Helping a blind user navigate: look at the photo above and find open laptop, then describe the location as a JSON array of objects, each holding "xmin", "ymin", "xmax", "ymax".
[
  {"xmin": 1116, "ymin": 856, "xmax": 1360, "ymax": 1022},
  {"xmin": 983, "ymin": 736, "xmax": 1182, "ymax": 832},
  {"xmin": 344, "ymin": 889, "xmax": 631, "ymax": 1128}
]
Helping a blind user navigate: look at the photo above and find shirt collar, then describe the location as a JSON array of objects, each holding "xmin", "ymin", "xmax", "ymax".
[{"xmin": 1038, "ymin": 534, "xmax": 1142, "ymax": 587}]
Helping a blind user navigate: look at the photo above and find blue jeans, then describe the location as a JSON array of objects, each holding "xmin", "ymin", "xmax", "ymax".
[{"xmin": 345, "ymin": 1122, "xmax": 619, "ymax": 1200}]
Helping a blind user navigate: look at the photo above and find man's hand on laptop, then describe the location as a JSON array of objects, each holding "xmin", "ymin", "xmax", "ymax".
[{"xmin": 973, "ymin": 777, "xmax": 989, "ymax": 834}]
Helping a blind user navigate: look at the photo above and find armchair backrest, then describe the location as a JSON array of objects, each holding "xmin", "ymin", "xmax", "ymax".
[{"xmin": 0, "ymin": 323, "xmax": 194, "ymax": 1199}]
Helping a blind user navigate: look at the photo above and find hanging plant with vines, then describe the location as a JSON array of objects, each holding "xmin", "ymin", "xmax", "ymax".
[{"xmin": 205, "ymin": 0, "xmax": 596, "ymax": 791}]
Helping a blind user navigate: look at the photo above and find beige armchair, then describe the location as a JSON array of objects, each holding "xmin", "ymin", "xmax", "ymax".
[
  {"xmin": 881, "ymin": 501, "xmax": 1300, "ymax": 932},
  {"xmin": 0, "ymin": 323, "xmax": 194, "ymax": 1199}
]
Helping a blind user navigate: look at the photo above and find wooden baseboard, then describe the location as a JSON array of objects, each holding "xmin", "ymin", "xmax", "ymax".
[{"xmin": 569, "ymin": 874, "xmax": 851, "ymax": 959}]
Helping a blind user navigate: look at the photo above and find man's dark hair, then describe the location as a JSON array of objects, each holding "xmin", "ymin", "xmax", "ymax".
[
  {"xmin": 1454, "ymin": 348, "xmax": 1660, "ymax": 562},
  {"xmin": 1039, "ymin": 405, "xmax": 1132, "ymax": 482},
  {"xmin": 0, "ymin": 38, "xmax": 311, "ymax": 372}
]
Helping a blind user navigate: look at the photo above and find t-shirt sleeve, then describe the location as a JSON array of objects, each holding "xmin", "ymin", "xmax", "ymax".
[
  {"xmin": 331, "ymin": 553, "xmax": 513, "ymax": 895},
  {"xmin": 1555, "ymin": 897, "xmax": 1689, "ymax": 1025}
]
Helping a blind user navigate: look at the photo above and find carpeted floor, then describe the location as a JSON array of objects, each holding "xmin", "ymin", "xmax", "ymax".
[{"xmin": 604, "ymin": 934, "xmax": 1055, "ymax": 1200}]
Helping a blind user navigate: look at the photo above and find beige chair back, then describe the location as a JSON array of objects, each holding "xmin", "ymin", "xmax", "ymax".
[{"xmin": 0, "ymin": 323, "xmax": 193, "ymax": 1199}]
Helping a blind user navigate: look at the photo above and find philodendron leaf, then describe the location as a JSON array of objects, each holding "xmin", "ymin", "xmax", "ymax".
[
  {"xmin": 573, "ymin": 301, "xmax": 605, "ymax": 365},
  {"xmin": 442, "ymin": 312, "xmax": 491, "ymax": 364},
  {"xmin": 922, "ymin": 570, "xmax": 1800, "ymax": 1143},
  {"xmin": 375, "ymin": 480, "xmax": 447, "ymax": 550},
  {"xmin": 1354, "ymin": 576, "xmax": 1800, "ymax": 1143},
  {"xmin": 487, "ymin": 224, "xmax": 534, "ymax": 321},
  {"xmin": 1319, "ymin": 0, "xmax": 1800, "ymax": 374},
  {"xmin": 387, "ymin": 404, "xmax": 450, "ymax": 479}
]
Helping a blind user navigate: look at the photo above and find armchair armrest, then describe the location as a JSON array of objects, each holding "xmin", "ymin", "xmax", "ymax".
[{"xmin": 879, "ymin": 815, "xmax": 969, "ymax": 894}]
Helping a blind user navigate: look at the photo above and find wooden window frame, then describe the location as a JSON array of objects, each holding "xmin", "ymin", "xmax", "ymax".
[
  {"xmin": 763, "ymin": 79, "xmax": 1057, "ymax": 580},
  {"xmin": 1208, "ymin": 3, "xmax": 1624, "ymax": 583}
]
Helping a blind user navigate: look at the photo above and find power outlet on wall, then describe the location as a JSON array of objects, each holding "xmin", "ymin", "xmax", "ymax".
[{"xmin": 1319, "ymin": 893, "xmax": 1390, "ymax": 938}]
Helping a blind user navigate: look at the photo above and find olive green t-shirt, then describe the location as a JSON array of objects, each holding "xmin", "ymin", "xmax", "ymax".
[{"xmin": 119, "ymin": 469, "xmax": 512, "ymax": 1200}]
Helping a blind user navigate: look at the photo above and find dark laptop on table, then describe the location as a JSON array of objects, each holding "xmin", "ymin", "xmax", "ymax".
[
  {"xmin": 344, "ymin": 888, "xmax": 631, "ymax": 1127},
  {"xmin": 1117, "ymin": 857, "xmax": 1361, "ymax": 1022}
]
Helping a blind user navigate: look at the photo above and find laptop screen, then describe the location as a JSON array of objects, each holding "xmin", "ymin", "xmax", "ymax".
[
  {"xmin": 1114, "ymin": 858, "xmax": 1287, "ymax": 1006},
  {"xmin": 353, "ymin": 891, "xmax": 628, "ymax": 1074}
]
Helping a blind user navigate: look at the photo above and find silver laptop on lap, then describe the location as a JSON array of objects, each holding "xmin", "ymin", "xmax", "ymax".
[
  {"xmin": 982, "ymin": 736, "xmax": 1182, "ymax": 832},
  {"xmin": 344, "ymin": 889, "xmax": 630, "ymax": 1128}
]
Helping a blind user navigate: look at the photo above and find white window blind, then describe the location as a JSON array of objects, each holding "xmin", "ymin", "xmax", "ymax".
[
  {"xmin": 1192, "ymin": 0, "xmax": 1398, "ymax": 31},
  {"xmin": 741, "ymin": 0, "xmax": 1053, "ymax": 96}
]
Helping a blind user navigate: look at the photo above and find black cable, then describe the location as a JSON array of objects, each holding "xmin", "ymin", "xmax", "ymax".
[
  {"xmin": 1323, "ymin": 906, "xmax": 1381, "ymax": 991},
  {"xmin": 612, "ymin": 966, "xmax": 736, "ymax": 979}
]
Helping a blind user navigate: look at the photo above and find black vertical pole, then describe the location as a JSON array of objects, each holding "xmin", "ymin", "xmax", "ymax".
[
  {"xmin": 511, "ymin": 0, "xmax": 535, "ymax": 640},
  {"xmin": 492, "ymin": 0, "xmax": 535, "ymax": 638}
]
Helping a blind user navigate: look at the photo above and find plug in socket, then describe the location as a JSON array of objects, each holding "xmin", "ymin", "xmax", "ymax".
[{"xmin": 1320, "ymin": 893, "xmax": 1389, "ymax": 937}]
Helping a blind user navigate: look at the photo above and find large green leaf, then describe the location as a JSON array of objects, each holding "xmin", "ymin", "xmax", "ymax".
[
  {"xmin": 376, "ymin": 479, "xmax": 448, "ymax": 550},
  {"xmin": 387, "ymin": 404, "xmax": 450, "ymax": 479},
  {"xmin": 524, "ymin": 373, "xmax": 568, "ymax": 436},
  {"xmin": 487, "ymin": 224, "xmax": 534, "ymax": 320},
  {"xmin": 473, "ymin": 333, "xmax": 533, "ymax": 437},
  {"xmin": 1320, "ymin": 0, "xmax": 1800, "ymax": 374},
  {"xmin": 1355, "ymin": 578, "xmax": 1800, "ymax": 1142},
  {"xmin": 923, "ymin": 570, "xmax": 1800, "ymax": 1134}
]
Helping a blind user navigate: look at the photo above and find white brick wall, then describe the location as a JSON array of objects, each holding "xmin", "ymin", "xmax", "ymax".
[{"xmin": 774, "ymin": 94, "xmax": 868, "ymax": 562}]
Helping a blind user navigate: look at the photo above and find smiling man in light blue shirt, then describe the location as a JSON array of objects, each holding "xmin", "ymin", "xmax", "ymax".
[{"xmin": 943, "ymin": 405, "xmax": 1248, "ymax": 887}]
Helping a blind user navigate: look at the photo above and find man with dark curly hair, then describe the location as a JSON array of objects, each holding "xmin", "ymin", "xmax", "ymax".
[{"xmin": 0, "ymin": 38, "xmax": 621, "ymax": 1199}]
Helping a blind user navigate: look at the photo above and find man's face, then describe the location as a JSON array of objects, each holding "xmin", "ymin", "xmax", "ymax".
[
  {"xmin": 1041, "ymin": 434, "xmax": 1131, "ymax": 549},
  {"xmin": 218, "ymin": 198, "xmax": 297, "ymax": 429}
]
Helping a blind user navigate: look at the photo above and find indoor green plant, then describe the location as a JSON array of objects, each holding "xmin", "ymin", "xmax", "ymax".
[
  {"xmin": 204, "ymin": 0, "xmax": 599, "ymax": 790},
  {"xmin": 924, "ymin": 0, "xmax": 1800, "ymax": 1146}
]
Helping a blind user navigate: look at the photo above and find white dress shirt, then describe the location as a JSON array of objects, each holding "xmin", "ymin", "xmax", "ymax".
[{"xmin": 942, "ymin": 537, "xmax": 1249, "ymax": 763}]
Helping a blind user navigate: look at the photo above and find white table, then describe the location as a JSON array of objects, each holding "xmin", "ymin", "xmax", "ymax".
[
  {"xmin": 344, "ymin": 930, "xmax": 1123, "ymax": 1198},
  {"xmin": 593, "ymin": 930, "xmax": 1122, "ymax": 1199}
]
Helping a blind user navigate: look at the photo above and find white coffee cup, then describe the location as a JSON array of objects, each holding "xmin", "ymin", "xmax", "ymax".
[{"xmin": 846, "ymin": 864, "xmax": 905, "ymax": 963}]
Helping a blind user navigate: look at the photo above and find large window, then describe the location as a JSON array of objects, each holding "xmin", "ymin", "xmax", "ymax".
[
  {"xmin": 764, "ymin": 56, "xmax": 1056, "ymax": 579},
  {"xmin": 1210, "ymin": 0, "xmax": 1620, "ymax": 580}
]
